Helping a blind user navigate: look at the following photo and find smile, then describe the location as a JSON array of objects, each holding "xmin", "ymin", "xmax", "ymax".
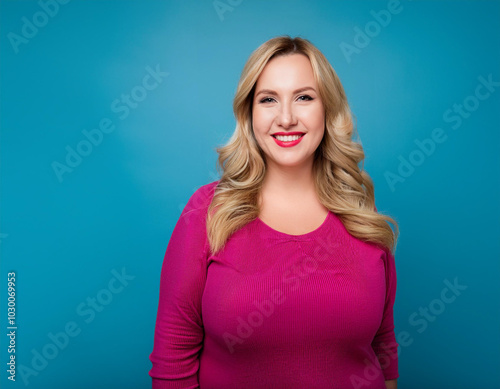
[{"xmin": 271, "ymin": 133, "xmax": 305, "ymax": 148}]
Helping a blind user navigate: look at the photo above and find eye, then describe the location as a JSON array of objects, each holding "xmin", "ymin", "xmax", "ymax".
[
  {"xmin": 297, "ymin": 95, "xmax": 313, "ymax": 101},
  {"xmin": 259, "ymin": 97, "xmax": 276, "ymax": 104}
]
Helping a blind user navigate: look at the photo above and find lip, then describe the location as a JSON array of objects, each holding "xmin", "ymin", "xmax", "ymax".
[
  {"xmin": 271, "ymin": 132, "xmax": 305, "ymax": 136},
  {"xmin": 272, "ymin": 133, "xmax": 305, "ymax": 148}
]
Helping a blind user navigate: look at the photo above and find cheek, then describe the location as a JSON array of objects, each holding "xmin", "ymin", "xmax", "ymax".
[
  {"xmin": 301, "ymin": 105, "xmax": 325, "ymax": 132},
  {"xmin": 252, "ymin": 107, "xmax": 272, "ymax": 133},
  {"xmin": 312, "ymin": 106, "xmax": 325, "ymax": 129}
]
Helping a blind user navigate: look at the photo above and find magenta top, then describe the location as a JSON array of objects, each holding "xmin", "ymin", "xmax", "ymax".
[{"xmin": 149, "ymin": 180, "xmax": 399, "ymax": 389}]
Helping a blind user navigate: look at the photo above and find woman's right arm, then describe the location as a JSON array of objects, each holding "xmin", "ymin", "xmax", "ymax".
[{"xmin": 149, "ymin": 186, "xmax": 212, "ymax": 389}]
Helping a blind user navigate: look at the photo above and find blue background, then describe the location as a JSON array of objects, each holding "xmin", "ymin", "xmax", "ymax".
[{"xmin": 1, "ymin": 0, "xmax": 499, "ymax": 388}]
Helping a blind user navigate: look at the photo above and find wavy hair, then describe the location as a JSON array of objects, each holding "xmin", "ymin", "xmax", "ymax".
[{"xmin": 206, "ymin": 35, "xmax": 399, "ymax": 255}]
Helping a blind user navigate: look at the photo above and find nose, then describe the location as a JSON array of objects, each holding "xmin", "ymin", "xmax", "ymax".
[{"xmin": 276, "ymin": 101, "xmax": 298, "ymax": 128}]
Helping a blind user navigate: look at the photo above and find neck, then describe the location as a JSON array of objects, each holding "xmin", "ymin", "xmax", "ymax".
[{"xmin": 261, "ymin": 156, "xmax": 316, "ymax": 200}]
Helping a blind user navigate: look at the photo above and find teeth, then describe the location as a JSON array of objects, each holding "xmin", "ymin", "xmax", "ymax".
[{"xmin": 275, "ymin": 134, "xmax": 302, "ymax": 142}]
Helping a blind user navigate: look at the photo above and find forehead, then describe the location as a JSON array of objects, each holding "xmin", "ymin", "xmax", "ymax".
[{"xmin": 255, "ymin": 53, "xmax": 316, "ymax": 90}]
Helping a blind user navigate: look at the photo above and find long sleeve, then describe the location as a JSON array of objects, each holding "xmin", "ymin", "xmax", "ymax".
[
  {"xmin": 371, "ymin": 246, "xmax": 399, "ymax": 380},
  {"xmin": 369, "ymin": 206, "xmax": 399, "ymax": 380},
  {"xmin": 149, "ymin": 186, "xmax": 212, "ymax": 389}
]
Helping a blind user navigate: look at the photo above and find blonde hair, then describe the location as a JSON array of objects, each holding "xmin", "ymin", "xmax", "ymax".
[{"xmin": 206, "ymin": 35, "xmax": 399, "ymax": 255}]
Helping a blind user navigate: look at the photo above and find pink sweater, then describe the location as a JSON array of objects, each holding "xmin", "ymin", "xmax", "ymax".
[{"xmin": 149, "ymin": 180, "xmax": 399, "ymax": 389}]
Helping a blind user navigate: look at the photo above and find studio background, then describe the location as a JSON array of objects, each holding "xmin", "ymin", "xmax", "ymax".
[{"xmin": 1, "ymin": 1, "xmax": 499, "ymax": 388}]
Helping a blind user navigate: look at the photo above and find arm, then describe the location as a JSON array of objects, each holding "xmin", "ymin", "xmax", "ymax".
[
  {"xmin": 385, "ymin": 378, "xmax": 398, "ymax": 389},
  {"xmin": 371, "ymin": 246, "xmax": 399, "ymax": 382},
  {"xmin": 149, "ymin": 186, "xmax": 213, "ymax": 389}
]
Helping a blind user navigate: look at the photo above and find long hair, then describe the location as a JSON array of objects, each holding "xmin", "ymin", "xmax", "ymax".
[{"xmin": 206, "ymin": 35, "xmax": 399, "ymax": 255}]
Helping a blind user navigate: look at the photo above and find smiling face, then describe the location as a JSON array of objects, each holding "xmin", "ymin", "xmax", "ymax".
[{"xmin": 252, "ymin": 53, "xmax": 325, "ymax": 170}]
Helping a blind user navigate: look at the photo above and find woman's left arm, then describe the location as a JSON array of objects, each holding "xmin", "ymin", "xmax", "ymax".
[
  {"xmin": 385, "ymin": 379, "xmax": 397, "ymax": 389},
  {"xmin": 371, "ymin": 247, "xmax": 400, "ymax": 381}
]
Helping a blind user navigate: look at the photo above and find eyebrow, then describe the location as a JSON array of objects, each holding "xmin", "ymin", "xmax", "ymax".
[{"xmin": 254, "ymin": 86, "xmax": 316, "ymax": 98}]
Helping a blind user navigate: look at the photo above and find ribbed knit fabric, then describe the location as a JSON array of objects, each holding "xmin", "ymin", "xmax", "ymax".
[{"xmin": 149, "ymin": 180, "xmax": 399, "ymax": 389}]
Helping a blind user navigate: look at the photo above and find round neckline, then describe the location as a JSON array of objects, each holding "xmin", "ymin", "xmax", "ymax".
[{"xmin": 256, "ymin": 210, "xmax": 331, "ymax": 240}]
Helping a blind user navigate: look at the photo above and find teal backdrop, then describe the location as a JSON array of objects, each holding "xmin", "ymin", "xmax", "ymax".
[{"xmin": 1, "ymin": 1, "xmax": 499, "ymax": 388}]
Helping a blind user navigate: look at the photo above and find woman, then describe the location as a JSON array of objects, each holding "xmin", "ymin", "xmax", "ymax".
[{"xmin": 149, "ymin": 35, "xmax": 400, "ymax": 389}]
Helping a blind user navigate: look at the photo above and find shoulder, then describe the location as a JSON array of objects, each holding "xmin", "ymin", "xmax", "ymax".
[
  {"xmin": 195, "ymin": 180, "xmax": 219, "ymax": 201},
  {"xmin": 180, "ymin": 180, "xmax": 220, "ymax": 221},
  {"xmin": 188, "ymin": 180, "xmax": 219, "ymax": 208},
  {"xmin": 372, "ymin": 204, "xmax": 396, "ymax": 259}
]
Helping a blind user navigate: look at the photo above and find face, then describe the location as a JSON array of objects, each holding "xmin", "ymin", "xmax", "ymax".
[{"xmin": 252, "ymin": 53, "xmax": 325, "ymax": 170}]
